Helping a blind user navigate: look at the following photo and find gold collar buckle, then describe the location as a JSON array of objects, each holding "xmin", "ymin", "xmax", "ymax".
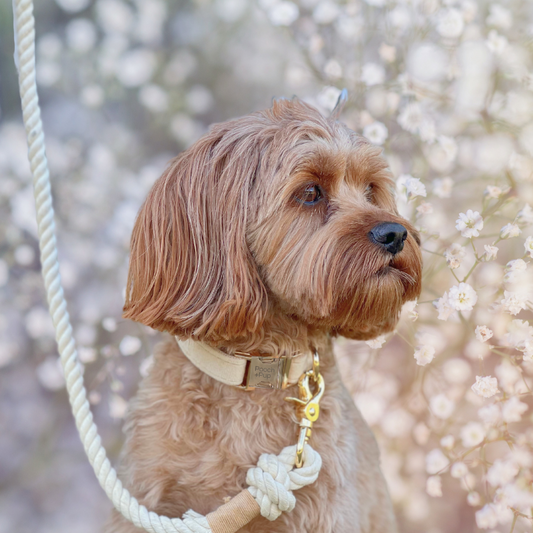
[{"xmin": 235, "ymin": 353, "xmax": 293, "ymax": 391}]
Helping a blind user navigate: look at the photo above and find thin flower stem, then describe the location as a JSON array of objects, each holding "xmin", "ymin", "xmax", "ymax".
[
  {"xmin": 450, "ymin": 268, "xmax": 461, "ymax": 283},
  {"xmin": 469, "ymin": 240, "xmax": 480, "ymax": 261},
  {"xmin": 462, "ymin": 259, "xmax": 480, "ymax": 283},
  {"xmin": 422, "ymin": 248, "xmax": 444, "ymax": 257},
  {"xmin": 396, "ymin": 330, "xmax": 415, "ymax": 348},
  {"xmin": 509, "ymin": 513, "xmax": 518, "ymax": 533}
]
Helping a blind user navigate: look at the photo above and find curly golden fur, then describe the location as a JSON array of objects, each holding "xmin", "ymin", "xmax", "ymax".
[{"xmin": 107, "ymin": 98, "xmax": 422, "ymax": 533}]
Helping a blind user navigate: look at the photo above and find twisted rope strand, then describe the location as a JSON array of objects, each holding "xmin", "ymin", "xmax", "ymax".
[{"xmin": 12, "ymin": 2, "xmax": 322, "ymax": 531}]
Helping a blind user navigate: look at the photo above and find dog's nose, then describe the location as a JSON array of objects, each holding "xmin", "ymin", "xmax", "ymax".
[{"xmin": 369, "ymin": 222, "xmax": 408, "ymax": 255}]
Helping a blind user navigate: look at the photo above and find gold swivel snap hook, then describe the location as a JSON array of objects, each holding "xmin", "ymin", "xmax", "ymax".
[{"xmin": 285, "ymin": 350, "xmax": 325, "ymax": 468}]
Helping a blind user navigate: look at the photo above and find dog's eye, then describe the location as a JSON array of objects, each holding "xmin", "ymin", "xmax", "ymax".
[
  {"xmin": 365, "ymin": 184, "xmax": 375, "ymax": 203},
  {"xmin": 296, "ymin": 184, "xmax": 323, "ymax": 205}
]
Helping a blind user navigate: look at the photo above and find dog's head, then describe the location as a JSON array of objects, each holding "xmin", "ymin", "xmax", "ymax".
[{"xmin": 123, "ymin": 98, "xmax": 422, "ymax": 346}]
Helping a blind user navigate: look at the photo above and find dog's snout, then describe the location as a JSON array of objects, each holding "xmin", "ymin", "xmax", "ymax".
[{"xmin": 368, "ymin": 222, "xmax": 408, "ymax": 255}]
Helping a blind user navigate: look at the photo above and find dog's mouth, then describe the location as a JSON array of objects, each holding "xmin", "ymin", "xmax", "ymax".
[
  {"xmin": 376, "ymin": 263, "xmax": 396, "ymax": 275},
  {"xmin": 375, "ymin": 257, "xmax": 418, "ymax": 292},
  {"xmin": 375, "ymin": 259, "xmax": 401, "ymax": 277}
]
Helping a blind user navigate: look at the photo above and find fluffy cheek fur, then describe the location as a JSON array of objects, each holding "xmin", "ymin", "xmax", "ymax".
[{"xmin": 249, "ymin": 189, "xmax": 422, "ymax": 341}]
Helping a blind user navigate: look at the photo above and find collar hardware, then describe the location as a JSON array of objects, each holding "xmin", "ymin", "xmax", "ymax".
[
  {"xmin": 235, "ymin": 355, "xmax": 293, "ymax": 390},
  {"xmin": 176, "ymin": 338, "xmax": 312, "ymax": 391}
]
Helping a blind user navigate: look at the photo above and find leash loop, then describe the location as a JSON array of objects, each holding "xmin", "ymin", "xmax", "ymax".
[{"xmin": 246, "ymin": 444, "xmax": 322, "ymax": 521}]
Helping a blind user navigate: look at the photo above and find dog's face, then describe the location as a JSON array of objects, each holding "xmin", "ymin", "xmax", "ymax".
[{"xmin": 124, "ymin": 99, "xmax": 422, "ymax": 345}]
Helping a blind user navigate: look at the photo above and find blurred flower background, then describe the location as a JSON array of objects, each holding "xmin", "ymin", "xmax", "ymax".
[{"xmin": 1, "ymin": 0, "xmax": 533, "ymax": 531}]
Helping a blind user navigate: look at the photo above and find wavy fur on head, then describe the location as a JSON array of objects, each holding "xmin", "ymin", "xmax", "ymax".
[
  {"xmin": 124, "ymin": 98, "xmax": 421, "ymax": 353},
  {"xmin": 110, "ymin": 98, "xmax": 422, "ymax": 533}
]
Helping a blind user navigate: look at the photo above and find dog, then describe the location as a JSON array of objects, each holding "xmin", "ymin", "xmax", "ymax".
[{"xmin": 106, "ymin": 97, "xmax": 422, "ymax": 533}]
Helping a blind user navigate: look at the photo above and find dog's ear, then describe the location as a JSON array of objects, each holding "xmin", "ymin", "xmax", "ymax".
[{"xmin": 123, "ymin": 123, "xmax": 268, "ymax": 344}]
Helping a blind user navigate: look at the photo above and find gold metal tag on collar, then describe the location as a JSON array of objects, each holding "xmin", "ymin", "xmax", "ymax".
[{"xmin": 240, "ymin": 356, "xmax": 292, "ymax": 390}]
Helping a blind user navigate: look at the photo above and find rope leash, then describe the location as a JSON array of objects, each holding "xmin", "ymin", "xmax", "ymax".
[{"xmin": 12, "ymin": 1, "xmax": 323, "ymax": 531}]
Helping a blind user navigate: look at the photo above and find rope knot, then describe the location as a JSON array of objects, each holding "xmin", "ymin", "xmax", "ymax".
[{"xmin": 246, "ymin": 444, "xmax": 322, "ymax": 521}]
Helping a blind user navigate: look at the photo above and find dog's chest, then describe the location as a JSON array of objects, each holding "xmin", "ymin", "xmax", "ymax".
[{"xmin": 119, "ymin": 341, "xmax": 391, "ymax": 532}]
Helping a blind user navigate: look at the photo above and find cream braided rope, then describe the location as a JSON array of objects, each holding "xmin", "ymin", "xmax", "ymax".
[{"xmin": 12, "ymin": 1, "xmax": 322, "ymax": 532}]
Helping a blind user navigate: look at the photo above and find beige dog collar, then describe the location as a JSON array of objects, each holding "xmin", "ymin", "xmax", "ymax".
[{"xmin": 176, "ymin": 338, "xmax": 313, "ymax": 390}]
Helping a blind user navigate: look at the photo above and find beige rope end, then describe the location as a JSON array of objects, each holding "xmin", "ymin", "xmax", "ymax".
[{"xmin": 207, "ymin": 490, "xmax": 260, "ymax": 533}]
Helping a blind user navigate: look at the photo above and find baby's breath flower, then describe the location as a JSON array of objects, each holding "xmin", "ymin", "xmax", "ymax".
[
  {"xmin": 501, "ymin": 291, "xmax": 530, "ymax": 315},
  {"xmin": 487, "ymin": 4, "xmax": 513, "ymax": 29},
  {"xmin": 478, "ymin": 404, "xmax": 502, "ymax": 425},
  {"xmin": 378, "ymin": 43, "xmax": 396, "ymax": 63},
  {"xmin": 139, "ymin": 355, "xmax": 154, "ymax": 378},
  {"xmin": 362, "ymin": 121, "xmax": 388, "ymax": 145},
  {"xmin": 475, "ymin": 503, "xmax": 499, "ymax": 529},
  {"xmin": 78, "ymin": 347, "xmax": 97, "ymax": 363},
  {"xmin": 484, "ymin": 185, "xmax": 502, "ymax": 199},
  {"xmin": 524, "ymin": 235, "xmax": 533, "ymax": 257},
  {"xmin": 510, "ymin": 447, "xmax": 533, "ymax": 468},
  {"xmin": 426, "ymin": 448, "xmax": 449, "ymax": 474},
  {"xmin": 471, "ymin": 375, "xmax": 499, "ymax": 398},
  {"xmin": 432, "ymin": 176, "xmax": 453, "ymax": 198},
  {"xmin": 403, "ymin": 299, "xmax": 418, "ymax": 321},
  {"xmin": 486, "ymin": 459, "xmax": 519, "ymax": 487},
  {"xmin": 486, "ymin": 30, "xmax": 508, "ymax": 56},
  {"xmin": 267, "ymin": 1, "xmax": 299, "ymax": 26},
  {"xmin": 499, "ymin": 483, "xmax": 533, "ymax": 509},
  {"xmin": 416, "ymin": 202, "xmax": 433, "ymax": 216},
  {"xmin": 447, "ymin": 283, "xmax": 477, "ymax": 311},
  {"xmin": 483, "ymin": 244, "xmax": 499, "ymax": 260},
  {"xmin": 501, "ymin": 396, "xmax": 528, "ymax": 423},
  {"xmin": 517, "ymin": 203, "xmax": 533, "ymax": 225},
  {"xmin": 414, "ymin": 345, "xmax": 436, "ymax": 366},
  {"xmin": 500, "ymin": 223, "xmax": 521, "ymax": 239},
  {"xmin": 467, "ymin": 492, "xmax": 481, "ymax": 506},
  {"xmin": 381, "ymin": 408, "xmax": 414, "ymax": 437},
  {"xmin": 119, "ymin": 335, "xmax": 141, "ymax": 356},
  {"xmin": 36, "ymin": 357, "xmax": 65, "ymax": 391},
  {"xmin": 444, "ymin": 243, "xmax": 466, "ymax": 270},
  {"xmin": 366, "ymin": 334, "xmax": 387, "ymax": 349},
  {"xmin": 435, "ymin": 8, "xmax": 464, "ymax": 39},
  {"xmin": 312, "ymin": 1, "xmax": 340, "ymax": 24},
  {"xmin": 443, "ymin": 358, "xmax": 471, "ymax": 383},
  {"xmin": 102, "ymin": 317, "xmax": 117, "ymax": 332},
  {"xmin": 450, "ymin": 462, "xmax": 468, "ymax": 478},
  {"xmin": 397, "ymin": 174, "xmax": 427, "ymax": 202},
  {"xmin": 398, "ymin": 102, "xmax": 423, "ymax": 134},
  {"xmin": 440, "ymin": 435, "xmax": 455, "ymax": 449},
  {"xmin": 426, "ymin": 476, "xmax": 442, "ymax": 497},
  {"xmin": 109, "ymin": 394, "xmax": 128, "ymax": 419},
  {"xmin": 434, "ymin": 292, "xmax": 456, "ymax": 321},
  {"xmin": 504, "ymin": 258, "xmax": 527, "ymax": 282},
  {"xmin": 504, "ymin": 319, "xmax": 533, "ymax": 347},
  {"xmin": 517, "ymin": 337, "xmax": 533, "ymax": 360},
  {"xmin": 495, "ymin": 361, "xmax": 521, "ymax": 392},
  {"xmin": 430, "ymin": 394, "xmax": 455, "ymax": 419},
  {"xmin": 406, "ymin": 178, "xmax": 426, "ymax": 199},
  {"xmin": 456, "ymin": 210, "xmax": 483, "ymax": 238},
  {"xmin": 361, "ymin": 62, "xmax": 385, "ymax": 86},
  {"xmin": 475, "ymin": 325, "xmax": 493, "ymax": 343},
  {"xmin": 460, "ymin": 422, "xmax": 485, "ymax": 447}
]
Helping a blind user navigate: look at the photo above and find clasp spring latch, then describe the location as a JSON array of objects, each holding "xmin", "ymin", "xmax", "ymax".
[{"xmin": 285, "ymin": 350, "xmax": 325, "ymax": 468}]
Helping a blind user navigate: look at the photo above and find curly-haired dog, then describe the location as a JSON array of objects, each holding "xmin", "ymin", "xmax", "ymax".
[{"xmin": 106, "ymin": 98, "xmax": 422, "ymax": 533}]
